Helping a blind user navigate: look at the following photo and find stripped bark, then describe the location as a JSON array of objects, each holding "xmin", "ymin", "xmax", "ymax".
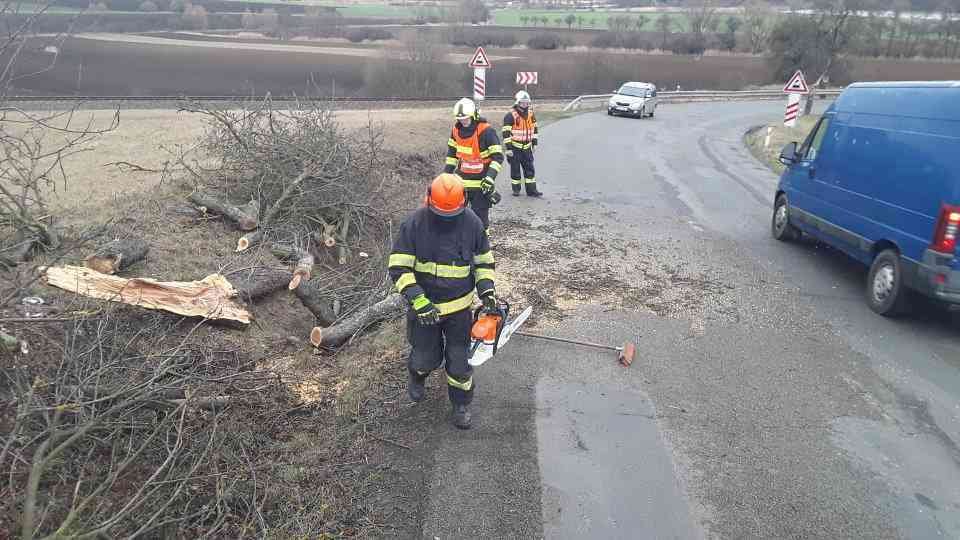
[
  {"xmin": 41, "ymin": 265, "xmax": 252, "ymax": 325},
  {"xmin": 310, "ymin": 293, "xmax": 405, "ymax": 349},
  {"xmin": 84, "ymin": 238, "xmax": 149, "ymax": 275},
  {"xmin": 188, "ymin": 191, "xmax": 259, "ymax": 231}
]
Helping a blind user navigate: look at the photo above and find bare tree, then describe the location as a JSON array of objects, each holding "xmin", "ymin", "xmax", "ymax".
[
  {"xmin": 655, "ymin": 12, "xmax": 673, "ymax": 50},
  {"xmin": 804, "ymin": 0, "xmax": 866, "ymax": 113},
  {"xmin": 685, "ymin": 0, "xmax": 720, "ymax": 40},
  {"xmin": 0, "ymin": 1, "xmax": 117, "ymax": 290},
  {"xmin": 742, "ymin": 0, "xmax": 774, "ymax": 54}
]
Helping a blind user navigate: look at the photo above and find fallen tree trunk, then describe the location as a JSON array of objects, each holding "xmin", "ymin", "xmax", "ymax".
[
  {"xmin": 271, "ymin": 244, "xmax": 314, "ymax": 290},
  {"xmin": 188, "ymin": 191, "xmax": 259, "ymax": 231},
  {"xmin": 294, "ymin": 282, "xmax": 337, "ymax": 327},
  {"xmin": 230, "ymin": 267, "xmax": 291, "ymax": 302},
  {"xmin": 41, "ymin": 265, "xmax": 252, "ymax": 325},
  {"xmin": 310, "ymin": 293, "xmax": 405, "ymax": 349},
  {"xmin": 84, "ymin": 238, "xmax": 149, "ymax": 274}
]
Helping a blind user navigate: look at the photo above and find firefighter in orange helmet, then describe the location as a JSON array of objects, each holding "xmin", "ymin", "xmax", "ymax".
[
  {"xmin": 443, "ymin": 98, "xmax": 504, "ymax": 233},
  {"xmin": 387, "ymin": 174, "xmax": 497, "ymax": 429}
]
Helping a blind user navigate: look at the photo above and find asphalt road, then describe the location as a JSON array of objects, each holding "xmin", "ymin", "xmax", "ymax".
[{"xmin": 416, "ymin": 101, "xmax": 960, "ymax": 540}]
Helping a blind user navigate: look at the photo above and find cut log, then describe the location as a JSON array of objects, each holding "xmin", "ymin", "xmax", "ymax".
[
  {"xmin": 294, "ymin": 282, "xmax": 337, "ymax": 327},
  {"xmin": 271, "ymin": 243, "xmax": 314, "ymax": 290},
  {"xmin": 236, "ymin": 230, "xmax": 263, "ymax": 253},
  {"xmin": 41, "ymin": 265, "xmax": 252, "ymax": 325},
  {"xmin": 310, "ymin": 293, "xmax": 405, "ymax": 349},
  {"xmin": 84, "ymin": 238, "xmax": 149, "ymax": 274},
  {"xmin": 188, "ymin": 191, "xmax": 259, "ymax": 231},
  {"xmin": 231, "ymin": 267, "xmax": 292, "ymax": 302}
]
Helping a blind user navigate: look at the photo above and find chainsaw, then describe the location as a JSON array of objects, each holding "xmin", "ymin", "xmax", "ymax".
[{"xmin": 468, "ymin": 299, "xmax": 533, "ymax": 367}]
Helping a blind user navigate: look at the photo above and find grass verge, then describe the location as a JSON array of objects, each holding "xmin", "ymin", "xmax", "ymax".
[{"xmin": 745, "ymin": 115, "xmax": 819, "ymax": 174}]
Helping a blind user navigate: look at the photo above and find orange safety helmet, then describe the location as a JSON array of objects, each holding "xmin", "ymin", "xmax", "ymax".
[{"xmin": 426, "ymin": 173, "xmax": 466, "ymax": 217}]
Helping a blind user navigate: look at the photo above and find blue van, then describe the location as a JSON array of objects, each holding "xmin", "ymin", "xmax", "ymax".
[{"xmin": 773, "ymin": 81, "xmax": 960, "ymax": 316}]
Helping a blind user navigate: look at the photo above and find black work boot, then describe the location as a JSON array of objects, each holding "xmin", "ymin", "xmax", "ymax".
[
  {"xmin": 511, "ymin": 187, "xmax": 521, "ymax": 197},
  {"xmin": 526, "ymin": 184, "xmax": 543, "ymax": 197},
  {"xmin": 408, "ymin": 370, "xmax": 427, "ymax": 403},
  {"xmin": 452, "ymin": 404, "xmax": 472, "ymax": 429}
]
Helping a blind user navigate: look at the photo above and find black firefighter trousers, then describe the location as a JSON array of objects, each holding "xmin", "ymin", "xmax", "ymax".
[
  {"xmin": 509, "ymin": 148, "xmax": 537, "ymax": 195},
  {"xmin": 407, "ymin": 308, "xmax": 474, "ymax": 405},
  {"xmin": 466, "ymin": 190, "xmax": 491, "ymax": 231}
]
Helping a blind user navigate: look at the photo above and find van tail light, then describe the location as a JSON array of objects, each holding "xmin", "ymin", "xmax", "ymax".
[{"xmin": 931, "ymin": 204, "xmax": 960, "ymax": 254}]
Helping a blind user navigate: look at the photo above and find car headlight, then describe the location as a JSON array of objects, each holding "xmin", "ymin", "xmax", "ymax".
[{"xmin": 630, "ymin": 103, "xmax": 642, "ymax": 109}]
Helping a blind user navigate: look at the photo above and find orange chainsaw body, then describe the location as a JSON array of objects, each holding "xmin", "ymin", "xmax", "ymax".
[{"xmin": 471, "ymin": 313, "xmax": 503, "ymax": 345}]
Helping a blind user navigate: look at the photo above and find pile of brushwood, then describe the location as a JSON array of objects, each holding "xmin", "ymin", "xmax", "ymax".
[{"xmin": 2, "ymin": 94, "xmax": 429, "ymax": 537}]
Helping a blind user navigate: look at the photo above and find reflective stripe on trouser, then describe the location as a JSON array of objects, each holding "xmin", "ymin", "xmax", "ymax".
[
  {"xmin": 406, "ymin": 309, "xmax": 474, "ymax": 405},
  {"xmin": 509, "ymin": 148, "xmax": 535, "ymax": 193}
]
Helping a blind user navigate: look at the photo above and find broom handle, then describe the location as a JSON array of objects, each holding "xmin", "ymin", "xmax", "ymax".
[{"xmin": 514, "ymin": 331, "xmax": 621, "ymax": 352}]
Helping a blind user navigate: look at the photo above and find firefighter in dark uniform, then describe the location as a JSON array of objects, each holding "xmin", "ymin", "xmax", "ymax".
[
  {"xmin": 443, "ymin": 97, "xmax": 504, "ymax": 233},
  {"xmin": 388, "ymin": 173, "xmax": 497, "ymax": 429},
  {"xmin": 502, "ymin": 90, "xmax": 543, "ymax": 197}
]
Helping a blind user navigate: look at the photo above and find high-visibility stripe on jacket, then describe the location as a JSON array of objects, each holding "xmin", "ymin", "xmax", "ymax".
[
  {"xmin": 388, "ymin": 207, "xmax": 495, "ymax": 315},
  {"xmin": 443, "ymin": 119, "xmax": 504, "ymax": 188},
  {"xmin": 502, "ymin": 107, "xmax": 539, "ymax": 150}
]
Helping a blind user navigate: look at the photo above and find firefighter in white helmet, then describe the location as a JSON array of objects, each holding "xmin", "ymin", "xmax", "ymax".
[
  {"xmin": 502, "ymin": 90, "xmax": 542, "ymax": 197},
  {"xmin": 443, "ymin": 98, "xmax": 504, "ymax": 233}
]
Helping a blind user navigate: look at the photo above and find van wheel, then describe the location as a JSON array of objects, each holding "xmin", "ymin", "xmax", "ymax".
[
  {"xmin": 867, "ymin": 249, "xmax": 911, "ymax": 316},
  {"xmin": 771, "ymin": 194, "xmax": 800, "ymax": 241}
]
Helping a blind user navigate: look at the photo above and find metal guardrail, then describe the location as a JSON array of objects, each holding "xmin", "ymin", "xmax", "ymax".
[
  {"xmin": 563, "ymin": 89, "xmax": 845, "ymax": 111},
  {"xmin": 4, "ymin": 94, "xmax": 581, "ymax": 103},
  {"xmin": 6, "ymin": 90, "xmax": 844, "ymax": 105}
]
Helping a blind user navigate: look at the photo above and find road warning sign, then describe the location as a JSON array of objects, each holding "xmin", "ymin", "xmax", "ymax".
[
  {"xmin": 469, "ymin": 46, "xmax": 492, "ymax": 69},
  {"xmin": 783, "ymin": 70, "xmax": 810, "ymax": 94}
]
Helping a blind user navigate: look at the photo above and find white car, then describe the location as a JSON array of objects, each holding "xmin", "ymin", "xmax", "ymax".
[{"xmin": 607, "ymin": 82, "xmax": 658, "ymax": 119}]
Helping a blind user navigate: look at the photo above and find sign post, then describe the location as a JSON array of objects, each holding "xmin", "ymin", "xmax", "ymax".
[
  {"xmin": 469, "ymin": 46, "xmax": 492, "ymax": 102},
  {"xmin": 782, "ymin": 70, "xmax": 809, "ymax": 128}
]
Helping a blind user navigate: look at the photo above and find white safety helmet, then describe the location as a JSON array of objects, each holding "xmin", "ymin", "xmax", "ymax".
[
  {"xmin": 514, "ymin": 90, "xmax": 531, "ymax": 107},
  {"xmin": 453, "ymin": 97, "xmax": 477, "ymax": 120}
]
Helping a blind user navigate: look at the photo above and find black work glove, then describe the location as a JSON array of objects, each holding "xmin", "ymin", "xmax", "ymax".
[
  {"xmin": 488, "ymin": 191, "xmax": 501, "ymax": 206},
  {"xmin": 480, "ymin": 176, "xmax": 495, "ymax": 195},
  {"xmin": 481, "ymin": 293, "xmax": 498, "ymax": 314},
  {"xmin": 412, "ymin": 295, "xmax": 440, "ymax": 326}
]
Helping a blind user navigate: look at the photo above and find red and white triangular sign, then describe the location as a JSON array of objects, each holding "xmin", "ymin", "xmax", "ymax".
[
  {"xmin": 783, "ymin": 70, "xmax": 809, "ymax": 94},
  {"xmin": 469, "ymin": 46, "xmax": 492, "ymax": 69}
]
